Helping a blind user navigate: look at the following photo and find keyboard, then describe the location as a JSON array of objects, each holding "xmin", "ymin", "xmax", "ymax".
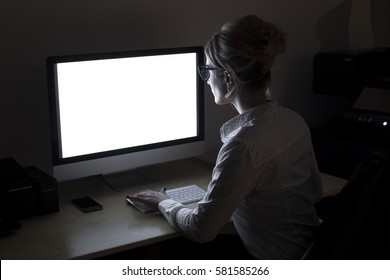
[
  {"xmin": 166, "ymin": 184, "xmax": 206, "ymax": 204},
  {"xmin": 126, "ymin": 184, "xmax": 206, "ymax": 214}
]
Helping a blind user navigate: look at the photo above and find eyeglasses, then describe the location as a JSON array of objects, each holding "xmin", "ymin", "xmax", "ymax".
[{"xmin": 198, "ymin": 65, "xmax": 221, "ymax": 81}]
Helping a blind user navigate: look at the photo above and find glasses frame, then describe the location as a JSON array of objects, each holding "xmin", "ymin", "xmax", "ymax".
[{"xmin": 198, "ymin": 65, "xmax": 222, "ymax": 81}]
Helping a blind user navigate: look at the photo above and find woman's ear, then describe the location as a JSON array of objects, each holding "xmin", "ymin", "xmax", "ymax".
[
  {"xmin": 224, "ymin": 71, "xmax": 234, "ymax": 92},
  {"xmin": 224, "ymin": 71, "xmax": 231, "ymax": 83}
]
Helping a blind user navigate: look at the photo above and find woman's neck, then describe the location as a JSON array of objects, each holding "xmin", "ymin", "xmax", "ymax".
[{"xmin": 231, "ymin": 88, "xmax": 269, "ymax": 114}]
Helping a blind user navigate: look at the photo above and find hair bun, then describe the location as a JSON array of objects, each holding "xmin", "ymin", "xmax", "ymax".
[{"xmin": 205, "ymin": 15, "xmax": 287, "ymax": 91}]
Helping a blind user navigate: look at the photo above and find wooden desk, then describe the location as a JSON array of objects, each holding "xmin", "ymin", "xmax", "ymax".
[{"xmin": 0, "ymin": 157, "xmax": 347, "ymax": 260}]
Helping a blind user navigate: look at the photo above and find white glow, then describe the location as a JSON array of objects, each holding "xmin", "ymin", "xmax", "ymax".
[{"xmin": 56, "ymin": 53, "xmax": 198, "ymax": 158}]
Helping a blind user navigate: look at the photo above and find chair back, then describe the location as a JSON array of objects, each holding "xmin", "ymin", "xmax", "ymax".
[{"xmin": 302, "ymin": 157, "xmax": 389, "ymax": 259}]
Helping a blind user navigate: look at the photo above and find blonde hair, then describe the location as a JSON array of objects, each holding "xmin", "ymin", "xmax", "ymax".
[{"xmin": 205, "ymin": 15, "xmax": 287, "ymax": 95}]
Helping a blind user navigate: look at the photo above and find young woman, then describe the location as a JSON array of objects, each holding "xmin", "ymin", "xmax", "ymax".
[{"xmin": 129, "ymin": 15, "xmax": 323, "ymax": 259}]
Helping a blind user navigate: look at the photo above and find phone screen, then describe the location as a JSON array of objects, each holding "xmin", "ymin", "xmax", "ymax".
[{"xmin": 71, "ymin": 197, "xmax": 103, "ymax": 213}]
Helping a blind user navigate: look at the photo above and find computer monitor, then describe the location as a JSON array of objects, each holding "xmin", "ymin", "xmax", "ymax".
[{"xmin": 47, "ymin": 46, "xmax": 205, "ymax": 190}]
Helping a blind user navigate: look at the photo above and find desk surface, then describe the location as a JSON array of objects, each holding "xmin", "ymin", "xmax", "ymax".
[{"xmin": 0, "ymin": 157, "xmax": 347, "ymax": 260}]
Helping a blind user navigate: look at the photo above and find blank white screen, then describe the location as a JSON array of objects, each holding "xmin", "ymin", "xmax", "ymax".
[{"xmin": 56, "ymin": 53, "xmax": 198, "ymax": 158}]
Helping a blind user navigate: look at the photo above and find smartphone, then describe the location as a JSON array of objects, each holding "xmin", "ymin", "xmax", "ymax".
[{"xmin": 71, "ymin": 197, "xmax": 103, "ymax": 213}]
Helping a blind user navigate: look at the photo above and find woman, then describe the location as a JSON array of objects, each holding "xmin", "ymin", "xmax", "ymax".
[{"xmin": 130, "ymin": 15, "xmax": 323, "ymax": 259}]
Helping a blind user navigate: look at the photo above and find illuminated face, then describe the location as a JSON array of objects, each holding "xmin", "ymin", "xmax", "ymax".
[{"xmin": 205, "ymin": 56, "xmax": 229, "ymax": 106}]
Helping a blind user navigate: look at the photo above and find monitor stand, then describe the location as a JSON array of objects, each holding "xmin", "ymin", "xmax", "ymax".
[{"xmin": 103, "ymin": 169, "xmax": 160, "ymax": 192}]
